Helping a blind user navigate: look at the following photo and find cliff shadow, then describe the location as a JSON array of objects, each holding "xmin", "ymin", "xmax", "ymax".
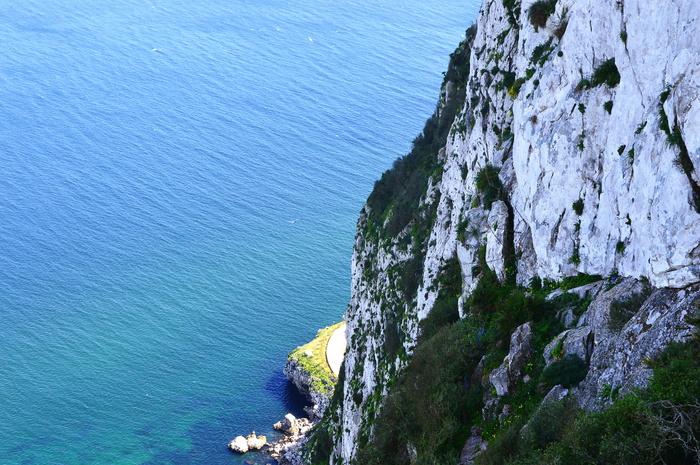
[{"xmin": 264, "ymin": 370, "xmax": 311, "ymax": 419}]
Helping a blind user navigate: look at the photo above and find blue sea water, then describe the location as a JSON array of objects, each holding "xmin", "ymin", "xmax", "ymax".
[{"xmin": 0, "ymin": 1, "xmax": 480, "ymax": 463}]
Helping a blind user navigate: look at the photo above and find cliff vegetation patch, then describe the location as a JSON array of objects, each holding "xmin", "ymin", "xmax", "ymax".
[
  {"xmin": 528, "ymin": 0, "xmax": 558, "ymax": 29},
  {"xmin": 477, "ymin": 314, "xmax": 700, "ymax": 465}
]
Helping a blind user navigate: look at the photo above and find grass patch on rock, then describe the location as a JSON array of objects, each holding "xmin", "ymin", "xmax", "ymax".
[{"xmin": 288, "ymin": 322, "xmax": 344, "ymax": 396}]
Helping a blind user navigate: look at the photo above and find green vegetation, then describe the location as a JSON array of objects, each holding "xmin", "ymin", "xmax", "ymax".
[
  {"xmin": 354, "ymin": 257, "xmax": 583, "ymax": 465},
  {"xmin": 366, "ymin": 26, "xmax": 477, "ymax": 238},
  {"xmin": 419, "ymin": 257, "xmax": 462, "ymax": 342},
  {"xmin": 568, "ymin": 245, "xmax": 580, "ymax": 265},
  {"xmin": 615, "ymin": 240, "xmax": 626, "ymax": 254},
  {"xmin": 603, "ymin": 100, "xmax": 613, "ymax": 114},
  {"xmin": 475, "ymin": 164, "xmax": 503, "ymax": 210},
  {"xmin": 287, "ymin": 322, "xmax": 344, "ymax": 396},
  {"xmin": 530, "ymin": 38, "xmax": 555, "ymax": 67},
  {"xmin": 501, "ymin": 0, "xmax": 522, "ymax": 27},
  {"xmin": 575, "ymin": 58, "xmax": 620, "ymax": 92},
  {"xmin": 528, "ymin": 0, "xmax": 558, "ymax": 29},
  {"xmin": 559, "ymin": 273, "xmax": 602, "ymax": 290},
  {"xmin": 608, "ymin": 285, "xmax": 652, "ymax": 332},
  {"xmin": 572, "ymin": 198, "xmax": 584, "ymax": 215},
  {"xmin": 475, "ymin": 315, "xmax": 700, "ymax": 465},
  {"xmin": 575, "ymin": 78, "xmax": 591, "ymax": 91},
  {"xmin": 540, "ymin": 354, "xmax": 588, "ymax": 391},
  {"xmin": 304, "ymin": 359, "xmax": 346, "ymax": 464},
  {"xmin": 591, "ymin": 58, "xmax": 621, "ymax": 88}
]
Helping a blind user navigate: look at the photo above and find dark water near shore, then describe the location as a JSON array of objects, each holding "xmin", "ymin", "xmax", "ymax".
[{"xmin": 0, "ymin": 0, "xmax": 480, "ymax": 463}]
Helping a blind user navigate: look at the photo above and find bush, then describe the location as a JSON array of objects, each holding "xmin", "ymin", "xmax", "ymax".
[
  {"xmin": 400, "ymin": 251, "xmax": 424, "ymax": 301},
  {"xmin": 528, "ymin": 0, "xmax": 558, "ymax": 29},
  {"xmin": 559, "ymin": 272, "xmax": 602, "ymax": 290},
  {"xmin": 604, "ymin": 100, "xmax": 613, "ymax": 114},
  {"xmin": 615, "ymin": 240, "xmax": 626, "ymax": 254},
  {"xmin": 572, "ymin": 198, "xmax": 584, "ymax": 215},
  {"xmin": 590, "ymin": 58, "xmax": 620, "ymax": 88},
  {"xmin": 530, "ymin": 38, "xmax": 554, "ymax": 66},
  {"xmin": 522, "ymin": 399, "xmax": 573, "ymax": 450},
  {"xmin": 419, "ymin": 257, "xmax": 462, "ymax": 341},
  {"xmin": 568, "ymin": 245, "xmax": 580, "ymax": 265},
  {"xmin": 475, "ymin": 164, "xmax": 502, "ymax": 210},
  {"xmin": 358, "ymin": 320, "xmax": 484, "ymax": 465},
  {"xmin": 540, "ymin": 354, "xmax": 587, "ymax": 391},
  {"xmin": 647, "ymin": 338, "xmax": 700, "ymax": 403},
  {"xmin": 365, "ymin": 31, "xmax": 475, "ymax": 235}
]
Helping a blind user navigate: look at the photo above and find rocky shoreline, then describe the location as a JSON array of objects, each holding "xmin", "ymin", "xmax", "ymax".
[
  {"xmin": 228, "ymin": 323, "xmax": 346, "ymax": 465},
  {"xmin": 228, "ymin": 414, "xmax": 312, "ymax": 465}
]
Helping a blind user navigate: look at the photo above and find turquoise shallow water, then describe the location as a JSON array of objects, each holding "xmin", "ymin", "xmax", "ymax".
[{"xmin": 0, "ymin": 1, "xmax": 480, "ymax": 463}]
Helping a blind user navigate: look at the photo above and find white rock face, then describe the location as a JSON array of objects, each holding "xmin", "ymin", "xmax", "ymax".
[{"xmin": 326, "ymin": 0, "xmax": 700, "ymax": 463}]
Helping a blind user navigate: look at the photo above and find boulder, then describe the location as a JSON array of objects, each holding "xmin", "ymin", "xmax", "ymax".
[
  {"xmin": 489, "ymin": 322, "xmax": 534, "ymax": 396},
  {"xmin": 246, "ymin": 432, "xmax": 266, "ymax": 451},
  {"xmin": 543, "ymin": 326, "xmax": 594, "ymax": 367},
  {"xmin": 274, "ymin": 413, "xmax": 299, "ymax": 436},
  {"xmin": 542, "ymin": 384, "xmax": 569, "ymax": 405},
  {"xmin": 459, "ymin": 426, "xmax": 487, "ymax": 464},
  {"xmin": 228, "ymin": 435, "xmax": 249, "ymax": 454}
]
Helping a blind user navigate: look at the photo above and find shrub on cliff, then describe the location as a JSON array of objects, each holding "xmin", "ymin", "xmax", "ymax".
[
  {"xmin": 474, "ymin": 164, "xmax": 502, "ymax": 210},
  {"xmin": 365, "ymin": 28, "xmax": 475, "ymax": 236},
  {"xmin": 476, "ymin": 320, "xmax": 700, "ymax": 465},
  {"xmin": 590, "ymin": 58, "xmax": 620, "ymax": 88},
  {"xmin": 528, "ymin": 0, "xmax": 558, "ymax": 29},
  {"xmin": 356, "ymin": 319, "xmax": 485, "ymax": 465},
  {"xmin": 539, "ymin": 353, "xmax": 587, "ymax": 392},
  {"xmin": 419, "ymin": 257, "xmax": 462, "ymax": 342}
]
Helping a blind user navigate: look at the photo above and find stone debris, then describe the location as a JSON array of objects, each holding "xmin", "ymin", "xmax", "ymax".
[{"xmin": 228, "ymin": 414, "xmax": 312, "ymax": 465}]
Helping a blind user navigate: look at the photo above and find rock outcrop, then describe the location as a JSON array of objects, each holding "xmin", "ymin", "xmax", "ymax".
[
  {"xmin": 228, "ymin": 435, "xmax": 249, "ymax": 454},
  {"xmin": 269, "ymin": 414, "xmax": 313, "ymax": 465},
  {"xmin": 284, "ymin": 322, "xmax": 344, "ymax": 420},
  {"xmin": 489, "ymin": 322, "xmax": 534, "ymax": 396},
  {"xmin": 227, "ymin": 432, "xmax": 267, "ymax": 454}
]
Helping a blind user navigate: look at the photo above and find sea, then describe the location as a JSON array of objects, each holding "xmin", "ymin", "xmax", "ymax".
[{"xmin": 0, "ymin": 0, "xmax": 480, "ymax": 463}]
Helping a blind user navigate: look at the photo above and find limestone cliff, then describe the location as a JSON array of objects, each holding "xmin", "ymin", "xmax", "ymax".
[{"xmin": 304, "ymin": 0, "xmax": 700, "ymax": 464}]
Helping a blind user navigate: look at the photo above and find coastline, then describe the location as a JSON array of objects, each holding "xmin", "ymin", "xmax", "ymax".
[{"xmin": 230, "ymin": 322, "xmax": 347, "ymax": 464}]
